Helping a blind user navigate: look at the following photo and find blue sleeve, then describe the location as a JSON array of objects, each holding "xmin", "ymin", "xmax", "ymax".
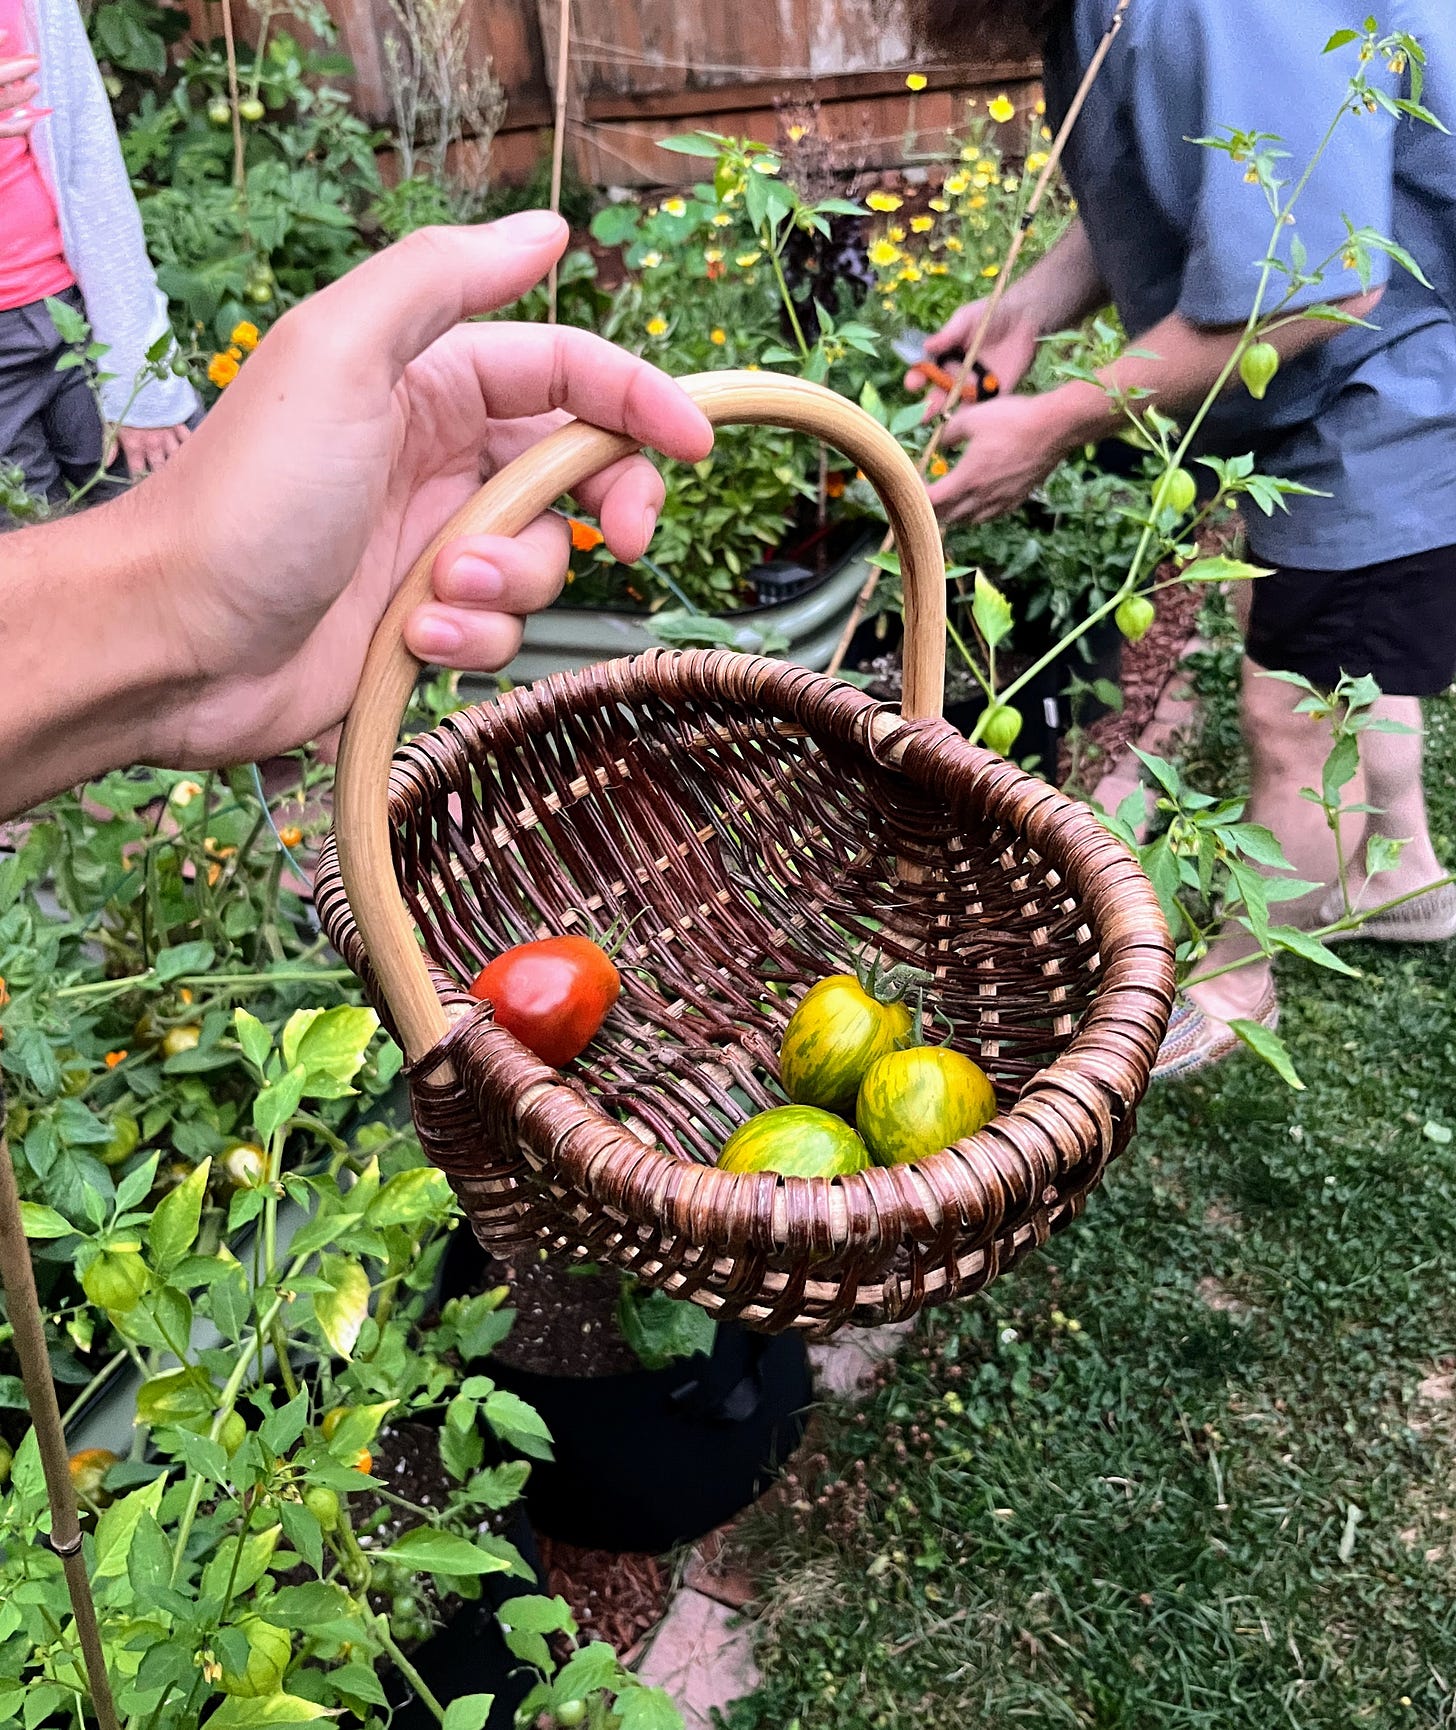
[{"xmin": 1130, "ymin": 0, "xmax": 1397, "ymax": 327}]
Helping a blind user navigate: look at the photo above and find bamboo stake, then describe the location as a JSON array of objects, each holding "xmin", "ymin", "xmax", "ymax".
[
  {"xmin": 825, "ymin": 0, "xmax": 1133, "ymax": 679},
  {"xmin": 0, "ymin": 1112, "xmax": 121, "ymax": 1730},
  {"xmin": 546, "ymin": 0, "xmax": 573, "ymax": 323}
]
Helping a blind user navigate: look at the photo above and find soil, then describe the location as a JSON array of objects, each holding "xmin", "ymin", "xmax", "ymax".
[
  {"xmin": 469, "ymin": 1246, "xmax": 642, "ymax": 1379},
  {"xmin": 537, "ymin": 1537, "xmax": 671, "ymax": 1664}
]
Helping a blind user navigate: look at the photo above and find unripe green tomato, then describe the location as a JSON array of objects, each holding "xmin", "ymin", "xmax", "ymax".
[
  {"xmin": 1239, "ymin": 341, "xmax": 1280, "ymax": 401},
  {"xmin": 218, "ymin": 1411, "xmax": 248, "ymax": 1457},
  {"xmin": 101, "ymin": 1113, "xmax": 140, "ymax": 1167},
  {"xmin": 1115, "ymin": 595, "xmax": 1157, "ymax": 645},
  {"xmin": 981, "ymin": 705, "xmax": 1023, "ymax": 757},
  {"xmin": 1153, "ymin": 466, "xmax": 1197, "ymax": 517},
  {"xmin": 103, "ymin": 73, "xmax": 123, "ymax": 98},
  {"xmin": 303, "ymin": 1485, "xmax": 340, "ymax": 1532},
  {"xmin": 238, "ymin": 96, "xmax": 265, "ymax": 122},
  {"xmin": 222, "ymin": 1142, "xmax": 267, "ymax": 1189},
  {"xmin": 82, "ymin": 1247, "xmax": 149, "ymax": 1314},
  {"xmin": 555, "ymin": 1702, "xmax": 588, "ymax": 1728},
  {"xmin": 0, "ymin": 1437, "xmax": 13, "ymax": 1486},
  {"xmin": 207, "ymin": 98, "xmax": 232, "ymax": 126},
  {"xmin": 218, "ymin": 1617, "xmax": 291, "ymax": 1698},
  {"xmin": 246, "ymin": 281, "xmax": 274, "ymax": 304}
]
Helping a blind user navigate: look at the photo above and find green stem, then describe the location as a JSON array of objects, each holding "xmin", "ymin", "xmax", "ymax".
[
  {"xmin": 945, "ymin": 620, "xmax": 996, "ymax": 705},
  {"xmin": 58, "ymin": 1351, "xmax": 128, "ymax": 1429},
  {"xmin": 768, "ymin": 245, "xmax": 811, "ymax": 363},
  {"xmin": 373, "ymin": 1615, "xmax": 448, "ymax": 1724}
]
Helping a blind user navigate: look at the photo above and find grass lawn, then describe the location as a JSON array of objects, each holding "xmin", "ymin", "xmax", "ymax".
[{"xmin": 728, "ymin": 695, "xmax": 1456, "ymax": 1729}]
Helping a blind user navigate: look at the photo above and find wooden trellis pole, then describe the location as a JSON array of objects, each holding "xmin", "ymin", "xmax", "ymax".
[{"xmin": 546, "ymin": 0, "xmax": 574, "ymax": 323}]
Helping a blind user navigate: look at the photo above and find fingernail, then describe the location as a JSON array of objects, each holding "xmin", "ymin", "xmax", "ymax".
[
  {"xmin": 413, "ymin": 615, "xmax": 463, "ymax": 659},
  {"xmin": 493, "ymin": 209, "xmax": 567, "ymax": 243},
  {"xmin": 447, "ymin": 555, "xmax": 504, "ymax": 604},
  {"xmin": 640, "ymin": 507, "xmax": 657, "ymax": 547}
]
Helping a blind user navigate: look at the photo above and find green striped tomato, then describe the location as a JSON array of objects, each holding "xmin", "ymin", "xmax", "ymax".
[
  {"xmin": 779, "ymin": 976, "xmax": 914, "ymax": 1114},
  {"xmin": 717, "ymin": 1106, "xmax": 870, "ymax": 1179},
  {"xmin": 856, "ymin": 1047, "xmax": 997, "ymax": 1167}
]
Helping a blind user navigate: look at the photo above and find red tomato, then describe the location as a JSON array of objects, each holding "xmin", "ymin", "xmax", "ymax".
[{"xmin": 468, "ymin": 936, "xmax": 621, "ymax": 1066}]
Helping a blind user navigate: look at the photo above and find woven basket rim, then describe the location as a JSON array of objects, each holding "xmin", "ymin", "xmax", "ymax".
[{"xmin": 320, "ymin": 646, "xmax": 1175, "ymax": 1259}]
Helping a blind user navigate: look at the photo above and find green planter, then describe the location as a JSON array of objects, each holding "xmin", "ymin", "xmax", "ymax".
[{"xmin": 483, "ymin": 530, "xmax": 877, "ymax": 689}]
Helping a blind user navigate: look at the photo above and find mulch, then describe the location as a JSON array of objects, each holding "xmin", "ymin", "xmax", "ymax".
[{"xmin": 536, "ymin": 1537, "xmax": 672, "ymax": 1666}]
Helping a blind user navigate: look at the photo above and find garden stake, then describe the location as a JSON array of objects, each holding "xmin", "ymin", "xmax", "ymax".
[
  {"xmin": 0, "ymin": 1099, "xmax": 121, "ymax": 1730},
  {"xmin": 825, "ymin": 0, "xmax": 1134, "ymax": 680},
  {"xmin": 546, "ymin": 0, "xmax": 573, "ymax": 323}
]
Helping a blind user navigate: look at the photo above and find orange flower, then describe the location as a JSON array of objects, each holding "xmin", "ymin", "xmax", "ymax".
[
  {"xmin": 278, "ymin": 824, "xmax": 304, "ymax": 849},
  {"xmin": 206, "ymin": 863, "xmax": 222, "ymax": 887},
  {"xmin": 229, "ymin": 320, "xmax": 260, "ymax": 351},
  {"xmin": 104, "ymin": 1050, "xmax": 127, "ymax": 1068},
  {"xmin": 825, "ymin": 473, "xmax": 847, "ymax": 500},
  {"xmin": 0, "ymin": 978, "xmax": 7, "ymax": 1010},
  {"xmin": 207, "ymin": 352, "xmax": 240, "ymax": 389},
  {"xmin": 706, "ymin": 259, "xmax": 725, "ymax": 280},
  {"xmin": 568, "ymin": 518, "xmax": 606, "ymax": 553},
  {"xmin": 928, "ymin": 454, "xmax": 949, "ymax": 478},
  {"xmin": 178, "ymin": 987, "xmax": 194, "ymax": 1005}
]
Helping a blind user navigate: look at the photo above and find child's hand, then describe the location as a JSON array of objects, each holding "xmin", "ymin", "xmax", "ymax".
[{"xmin": 116, "ymin": 424, "xmax": 192, "ymax": 475}]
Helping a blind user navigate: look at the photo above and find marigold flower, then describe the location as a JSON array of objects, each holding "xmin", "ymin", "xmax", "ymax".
[
  {"xmin": 207, "ymin": 352, "xmax": 240, "ymax": 389},
  {"xmin": 868, "ymin": 238, "xmax": 903, "ymax": 268},
  {"xmin": 1035, "ymin": 97, "xmax": 1047, "ymax": 116},
  {"xmin": 104, "ymin": 1050, "xmax": 127, "ymax": 1068},
  {"xmin": 229, "ymin": 320, "xmax": 260, "ymax": 352},
  {"xmin": 976, "ymin": 159, "xmax": 996, "ymax": 175},
  {"xmin": 988, "ymin": 94, "xmax": 1015, "ymax": 123},
  {"xmin": 944, "ymin": 171, "xmax": 970, "ymax": 196},
  {"xmin": 568, "ymin": 518, "xmax": 606, "ymax": 552},
  {"xmin": 973, "ymin": 173, "xmax": 992, "ymax": 190},
  {"xmin": 910, "ymin": 214, "xmax": 934, "ymax": 233},
  {"xmin": 905, "ymin": 72, "xmax": 928, "ymax": 92},
  {"xmin": 969, "ymin": 195, "xmax": 988, "ymax": 210},
  {"xmin": 646, "ymin": 315, "xmax": 669, "ymax": 337},
  {"xmin": 704, "ymin": 247, "xmax": 724, "ymax": 263},
  {"xmin": 170, "ymin": 779, "xmax": 204, "ymax": 807},
  {"xmin": 944, "ymin": 235, "xmax": 964, "ymax": 252},
  {"xmin": 927, "ymin": 261, "xmax": 949, "ymax": 276},
  {"xmin": 1026, "ymin": 151, "xmax": 1049, "ymax": 174},
  {"xmin": 867, "ymin": 191, "xmax": 903, "ymax": 213},
  {"xmin": 735, "ymin": 250, "xmax": 761, "ymax": 268},
  {"xmin": 825, "ymin": 472, "xmax": 846, "ymax": 498},
  {"xmin": 711, "ymin": 211, "xmax": 733, "ymax": 228},
  {"xmin": 888, "ymin": 225, "xmax": 907, "ymax": 243},
  {"xmin": 179, "ymin": 986, "xmax": 195, "ymax": 1003},
  {"xmin": 929, "ymin": 196, "xmax": 950, "ymax": 213},
  {"xmin": 662, "ymin": 197, "xmax": 687, "ymax": 217},
  {"xmin": 706, "ymin": 260, "xmax": 725, "ymax": 279},
  {"xmin": 787, "ymin": 122, "xmax": 808, "ymax": 142},
  {"xmin": 981, "ymin": 262, "xmax": 1001, "ymax": 278},
  {"xmin": 897, "ymin": 263, "xmax": 922, "ymax": 284},
  {"xmin": 278, "ymin": 824, "xmax": 305, "ymax": 849},
  {"xmin": 710, "ymin": 328, "xmax": 727, "ymax": 345}
]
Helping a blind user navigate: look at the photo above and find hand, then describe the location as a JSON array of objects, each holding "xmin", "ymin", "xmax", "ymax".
[
  {"xmin": 906, "ymin": 296, "xmax": 1040, "ymax": 413},
  {"xmin": 136, "ymin": 212, "xmax": 713, "ymax": 767},
  {"xmin": 0, "ymin": 33, "xmax": 40, "ymax": 137},
  {"xmin": 116, "ymin": 423, "xmax": 192, "ymax": 475},
  {"xmin": 926, "ymin": 392, "xmax": 1070, "ymax": 525}
]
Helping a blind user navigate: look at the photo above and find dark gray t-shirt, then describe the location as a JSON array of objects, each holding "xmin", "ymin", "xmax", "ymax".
[{"xmin": 1044, "ymin": 0, "xmax": 1456, "ymax": 570}]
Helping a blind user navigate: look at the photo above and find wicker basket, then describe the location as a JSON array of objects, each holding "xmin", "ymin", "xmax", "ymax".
[{"xmin": 316, "ymin": 372, "xmax": 1174, "ymax": 1334}]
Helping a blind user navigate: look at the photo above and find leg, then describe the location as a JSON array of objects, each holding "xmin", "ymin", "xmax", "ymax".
[
  {"xmin": 1339, "ymin": 697, "xmax": 1445, "ymax": 904},
  {"xmin": 0, "ymin": 303, "xmax": 64, "ymax": 514}
]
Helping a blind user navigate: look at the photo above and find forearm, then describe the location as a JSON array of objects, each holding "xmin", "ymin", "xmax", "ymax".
[
  {"xmin": 1003, "ymin": 218, "xmax": 1108, "ymax": 335},
  {"xmin": 1032, "ymin": 291, "xmax": 1382, "ymax": 457},
  {"xmin": 0, "ymin": 492, "xmax": 189, "ymax": 818}
]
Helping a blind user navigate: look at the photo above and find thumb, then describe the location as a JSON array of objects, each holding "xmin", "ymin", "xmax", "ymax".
[
  {"xmin": 307, "ymin": 211, "xmax": 569, "ymax": 386},
  {"xmin": 925, "ymin": 301, "xmax": 981, "ymax": 357}
]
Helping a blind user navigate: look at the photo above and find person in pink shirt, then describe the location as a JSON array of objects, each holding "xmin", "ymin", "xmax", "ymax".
[{"xmin": 0, "ymin": 0, "xmax": 196, "ymax": 511}]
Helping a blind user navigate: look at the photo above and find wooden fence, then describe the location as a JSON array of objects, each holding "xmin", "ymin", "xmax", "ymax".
[{"xmin": 281, "ymin": 0, "xmax": 1040, "ymax": 187}]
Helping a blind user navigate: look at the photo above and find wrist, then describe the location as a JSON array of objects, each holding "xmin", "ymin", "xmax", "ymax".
[{"xmin": 1035, "ymin": 379, "xmax": 1120, "ymax": 459}]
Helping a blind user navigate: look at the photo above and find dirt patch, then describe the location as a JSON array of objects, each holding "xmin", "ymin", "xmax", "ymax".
[
  {"xmin": 1195, "ymin": 1276, "xmax": 1253, "ymax": 1318},
  {"xmin": 538, "ymin": 1537, "xmax": 671, "ymax": 1664},
  {"xmin": 456, "ymin": 1241, "xmax": 641, "ymax": 1379}
]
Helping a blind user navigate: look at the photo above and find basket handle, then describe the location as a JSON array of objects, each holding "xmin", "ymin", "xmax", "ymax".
[{"xmin": 335, "ymin": 370, "xmax": 947, "ymax": 1061}]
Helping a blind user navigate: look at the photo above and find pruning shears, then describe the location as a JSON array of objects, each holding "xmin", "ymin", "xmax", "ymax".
[{"xmin": 891, "ymin": 330, "xmax": 1001, "ymax": 403}]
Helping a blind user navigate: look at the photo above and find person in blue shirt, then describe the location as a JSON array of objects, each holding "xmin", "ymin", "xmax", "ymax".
[{"xmin": 907, "ymin": 0, "xmax": 1456, "ymax": 1076}]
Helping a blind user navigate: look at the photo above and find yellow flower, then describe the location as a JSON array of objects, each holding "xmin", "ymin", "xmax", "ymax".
[
  {"xmin": 981, "ymin": 262, "xmax": 1001, "ymax": 278},
  {"xmin": 867, "ymin": 191, "xmax": 903, "ymax": 213},
  {"xmin": 868, "ymin": 238, "xmax": 903, "ymax": 268},
  {"xmin": 976, "ymin": 160, "xmax": 996, "ymax": 175},
  {"xmin": 888, "ymin": 225, "xmax": 907, "ymax": 243},
  {"xmin": 646, "ymin": 315, "xmax": 669, "ymax": 337},
  {"xmin": 711, "ymin": 211, "xmax": 733, "ymax": 228},
  {"xmin": 929, "ymin": 196, "xmax": 949, "ymax": 213},
  {"xmin": 735, "ymin": 250, "xmax": 761, "ymax": 268},
  {"xmin": 944, "ymin": 171, "xmax": 970, "ymax": 196},
  {"xmin": 1026, "ymin": 151, "xmax": 1049, "ymax": 174},
  {"xmin": 988, "ymin": 94, "xmax": 1016, "ymax": 123},
  {"xmin": 881, "ymin": 297, "xmax": 896, "ymax": 311},
  {"xmin": 207, "ymin": 352, "xmax": 240, "ymax": 388},
  {"xmin": 905, "ymin": 72, "xmax": 928, "ymax": 92},
  {"xmin": 969, "ymin": 194, "xmax": 988, "ymax": 210},
  {"xmin": 928, "ymin": 454, "xmax": 949, "ymax": 478},
  {"xmin": 910, "ymin": 214, "xmax": 934, "ymax": 233},
  {"xmin": 662, "ymin": 197, "xmax": 687, "ymax": 217},
  {"xmin": 787, "ymin": 122, "xmax": 807, "ymax": 142},
  {"xmin": 750, "ymin": 157, "xmax": 779, "ymax": 175},
  {"xmin": 897, "ymin": 263, "xmax": 922, "ymax": 284},
  {"xmin": 705, "ymin": 247, "xmax": 723, "ymax": 263},
  {"xmin": 1002, "ymin": 176, "xmax": 1019, "ymax": 193},
  {"xmin": 1040, "ymin": 124, "xmax": 1052, "ymax": 141},
  {"xmin": 973, "ymin": 172, "xmax": 992, "ymax": 190},
  {"xmin": 926, "ymin": 261, "xmax": 949, "ymax": 275},
  {"xmin": 745, "ymin": 362, "xmax": 761, "ymax": 371},
  {"xmin": 170, "ymin": 779, "xmax": 204, "ymax": 807},
  {"xmin": 229, "ymin": 320, "xmax": 260, "ymax": 351},
  {"xmin": 944, "ymin": 236, "xmax": 964, "ymax": 252},
  {"xmin": 710, "ymin": 327, "xmax": 727, "ymax": 345},
  {"xmin": 1035, "ymin": 97, "xmax": 1047, "ymax": 116},
  {"xmin": 278, "ymin": 824, "xmax": 305, "ymax": 849},
  {"xmin": 641, "ymin": 250, "xmax": 663, "ymax": 268}
]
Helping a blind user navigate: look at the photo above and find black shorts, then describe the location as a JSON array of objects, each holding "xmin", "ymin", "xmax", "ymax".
[{"xmin": 1245, "ymin": 542, "xmax": 1456, "ymax": 697}]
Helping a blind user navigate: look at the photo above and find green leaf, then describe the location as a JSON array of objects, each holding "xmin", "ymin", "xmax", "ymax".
[
  {"xmin": 483, "ymin": 1388, "xmax": 555, "ymax": 1460},
  {"xmin": 656, "ymin": 133, "xmax": 722, "ymax": 156},
  {"xmin": 1321, "ymin": 731, "xmax": 1361, "ymax": 809},
  {"xmin": 1230, "ymin": 1020, "xmax": 1305, "ymax": 1089},
  {"xmin": 329, "ymin": 1662, "xmax": 389, "ymax": 1707},
  {"xmin": 204, "ymin": 1693, "xmax": 331, "ymax": 1727},
  {"xmin": 115, "ymin": 1151, "xmax": 161, "ymax": 1214},
  {"xmin": 20, "ymin": 1202, "xmax": 75, "ymax": 1240},
  {"xmin": 136, "ymin": 1366, "xmax": 216, "ymax": 1428},
  {"xmin": 589, "ymin": 203, "xmax": 641, "ymax": 246},
  {"xmin": 1265, "ymin": 925, "xmax": 1361, "ymax": 977},
  {"xmin": 376, "ymin": 1525, "xmax": 518, "ymax": 1575},
  {"xmin": 312, "ymin": 1256, "xmax": 371, "ymax": 1358},
  {"xmin": 1324, "ymin": 26, "xmax": 1361, "ymax": 49},
  {"xmin": 267, "ymin": 1583, "xmax": 355, "ymax": 1627},
  {"xmin": 366, "ymin": 1167, "xmax": 452, "ymax": 1229},
  {"xmin": 254, "ymin": 1065, "xmax": 307, "ymax": 1144},
  {"xmin": 442, "ymin": 1698, "xmax": 496, "ymax": 1730},
  {"xmin": 615, "ymin": 1687, "xmax": 686, "ymax": 1730},
  {"xmin": 1219, "ymin": 823, "xmax": 1294, "ymax": 872},
  {"xmin": 260, "ymin": 1389, "xmax": 309, "ymax": 1457},
  {"xmin": 156, "ymin": 940, "xmax": 215, "ymax": 982},
  {"xmin": 93, "ymin": 1474, "xmax": 167, "ymax": 1578},
  {"xmin": 148, "ymin": 1157, "xmax": 211, "ymax": 1274},
  {"xmin": 971, "ymin": 572, "xmax": 1013, "ymax": 649},
  {"xmin": 616, "ymin": 1285, "xmax": 717, "ymax": 1371},
  {"xmin": 498, "ymin": 1593, "xmax": 577, "ymax": 1636},
  {"xmin": 202, "ymin": 1523, "xmax": 281, "ymax": 1602},
  {"xmin": 234, "ymin": 1009, "xmax": 274, "ymax": 1077},
  {"xmin": 1364, "ymin": 834, "xmax": 1409, "ymax": 880},
  {"xmin": 277, "ymin": 1498, "xmax": 325, "ymax": 1577},
  {"xmin": 293, "ymin": 1005, "xmax": 380, "ymax": 1100},
  {"xmin": 1178, "ymin": 555, "xmax": 1274, "ymax": 584}
]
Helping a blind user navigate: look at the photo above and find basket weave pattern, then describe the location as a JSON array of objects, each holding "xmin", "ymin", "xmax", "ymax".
[{"xmin": 317, "ymin": 648, "xmax": 1174, "ymax": 1332}]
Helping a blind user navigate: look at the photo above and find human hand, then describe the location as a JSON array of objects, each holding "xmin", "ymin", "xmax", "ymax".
[
  {"xmin": 905, "ymin": 296, "xmax": 1040, "ymax": 413},
  {"xmin": 116, "ymin": 423, "xmax": 192, "ymax": 475},
  {"xmin": 0, "ymin": 31, "xmax": 41, "ymax": 137},
  {"xmin": 925, "ymin": 392, "xmax": 1070, "ymax": 525},
  {"xmin": 136, "ymin": 213, "xmax": 712, "ymax": 767}
]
